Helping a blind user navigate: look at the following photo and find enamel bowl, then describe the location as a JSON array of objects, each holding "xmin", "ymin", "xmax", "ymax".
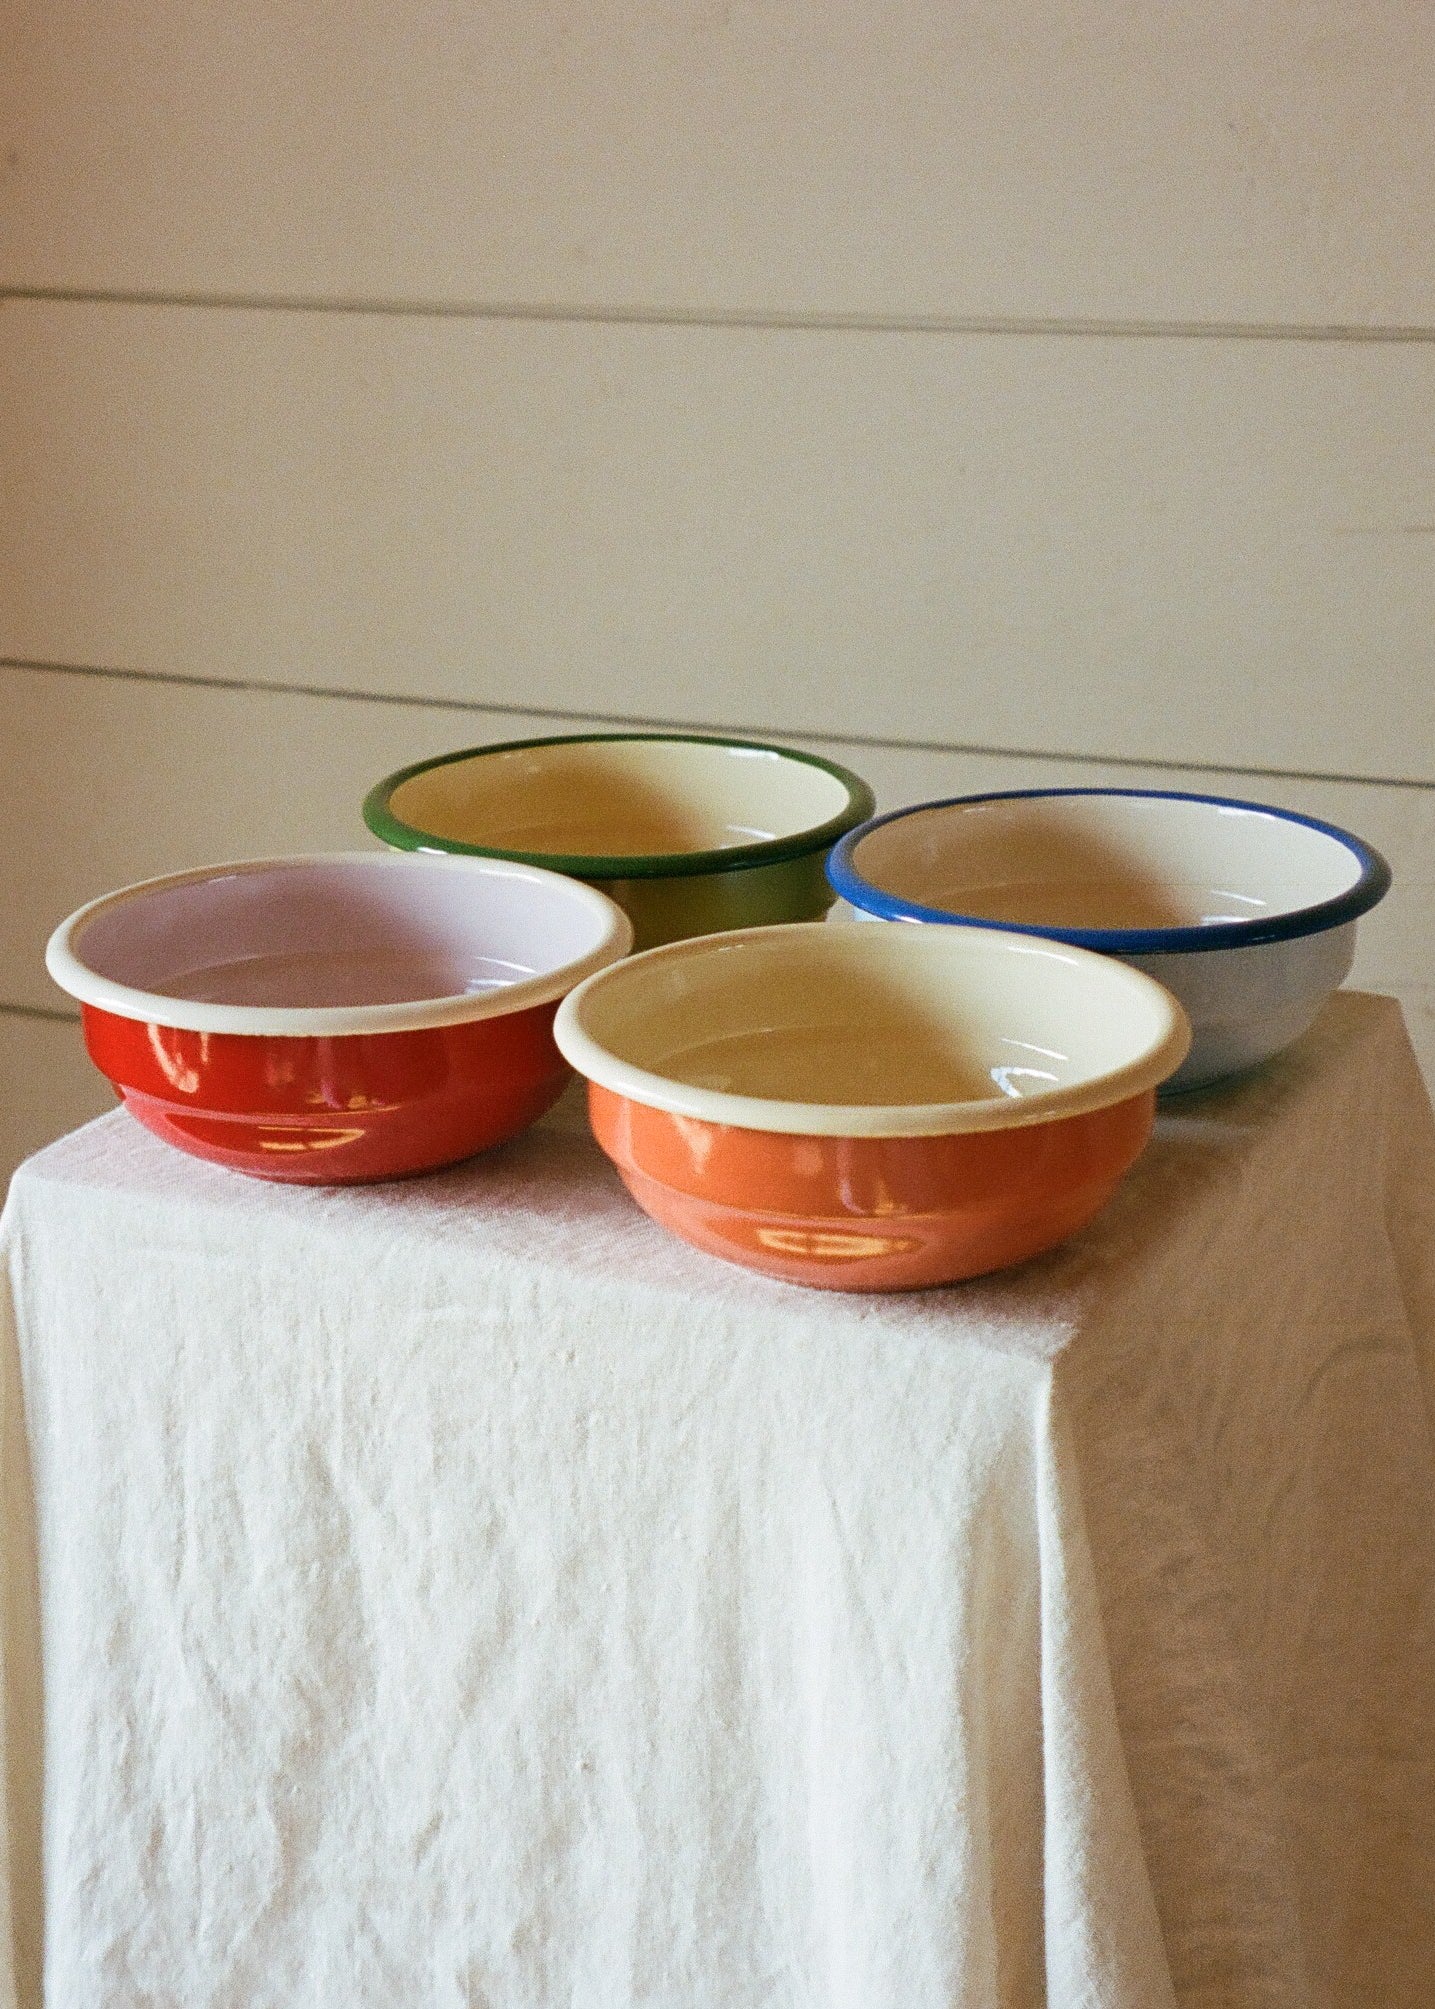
[
  {"xmin": 363, "ymin": 733, "xmax": 876, "ymax": 950},
  {"xmin": 554, "ymin": 922, "xmax": 1189, "ymax": 1291},
  {"xmin": 46, "ymin": 853, "xmax": 632, "ymax": 1182},
  {"xmin": 827, "ymin": 789, "xmax": 1392, "ymax": 1090}
]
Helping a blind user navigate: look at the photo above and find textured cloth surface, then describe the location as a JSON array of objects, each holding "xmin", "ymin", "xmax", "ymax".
[{"xmin": 0, "ymin": 992, "xmax": 1433, "ymax": 2008}]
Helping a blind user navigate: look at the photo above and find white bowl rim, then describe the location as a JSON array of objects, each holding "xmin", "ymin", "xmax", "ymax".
[
  {"xmin": 553, "ymin": 920, "xmax": 1191, "ymax": 1137},
  {"xmin": 45, "ymin": 851, "xmax": 634, "ymax": 1037},
  {"xmin": 826, "ymin": 786, "xmax": 1393, "ymax": 954}
]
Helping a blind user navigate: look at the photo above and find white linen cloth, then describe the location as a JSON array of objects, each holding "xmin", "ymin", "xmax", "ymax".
[{"xmin": 1, "ymin": 992, "xmax": 1433, "ymax": 2009}]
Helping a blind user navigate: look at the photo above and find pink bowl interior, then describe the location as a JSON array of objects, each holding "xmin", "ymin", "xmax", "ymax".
[{"xmin": 73, "ymin": 857, "xmax": 611, "ymax": 1010}]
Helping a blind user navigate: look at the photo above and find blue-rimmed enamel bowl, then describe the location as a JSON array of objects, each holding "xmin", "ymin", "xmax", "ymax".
[{"xmin": 827, "ymin": 788, "xmax": 1392, "ymax": 1089}]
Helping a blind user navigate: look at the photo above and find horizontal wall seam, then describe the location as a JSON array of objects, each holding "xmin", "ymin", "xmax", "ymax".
[
  {"xmin": 5, "ymin": 285, "xmax": 1435, "ymax": 344},
  {"xmin": 0, "ymin": 982, "xmax": 1428, "ymax": 1030},
  {"xmin": 0, "ymin": 1001, "xmax": 79, "ymax": 1026},
  {"xmin": 0, "ymin": 966, "xmax": 1428, "ymax": 1030},
  {"xmin": 5, "ymin": 656, "xmax": 1432, "ymax": 795}
]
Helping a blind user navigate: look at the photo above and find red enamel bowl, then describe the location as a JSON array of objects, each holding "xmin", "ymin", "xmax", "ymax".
[{"xmin": 45, "ymin": 853, "xmax": 632, "ymax": 1182}]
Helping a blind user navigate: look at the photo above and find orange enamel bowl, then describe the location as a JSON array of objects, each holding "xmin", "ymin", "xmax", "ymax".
[{"xmin": 554, "ymin": 922, "xmax": 1190, "ymax": 1290}]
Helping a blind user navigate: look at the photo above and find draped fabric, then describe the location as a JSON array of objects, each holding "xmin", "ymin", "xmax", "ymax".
[{"xmin": 0, "ymin": 993, "xmax": 1431, "ymax": 2008}]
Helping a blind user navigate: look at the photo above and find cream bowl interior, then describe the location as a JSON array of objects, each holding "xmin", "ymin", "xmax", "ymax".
[
  {"xmin": 382, "ymin": 738, "xmax": 860, "ymax": 862},
  {"xmin": 47, "ymin": 854, "xmax": 633, "ymax": 1037},
  {"xmin": 840, "ymin": 792, "xmax": 1374, "ymax": 940},
  {"xmin": 555, "ymin": 922, "xmax": 1190, "ymax": 1136}
]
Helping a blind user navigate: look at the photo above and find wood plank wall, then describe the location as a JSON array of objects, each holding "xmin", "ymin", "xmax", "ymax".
[{"xmin": 4, "ymin": 2, "xmax": 1434, "ymax": 1189}]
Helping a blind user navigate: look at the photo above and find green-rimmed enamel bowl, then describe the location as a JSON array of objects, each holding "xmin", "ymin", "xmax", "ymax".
[{"xmin": 362, "ymin": 734, "xmax": 877, "ymax": 949}]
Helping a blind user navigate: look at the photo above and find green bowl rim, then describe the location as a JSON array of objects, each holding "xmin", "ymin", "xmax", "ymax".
[{"xmin": 361, "ymin": 731, "xmax": 878, "ymax": 880}]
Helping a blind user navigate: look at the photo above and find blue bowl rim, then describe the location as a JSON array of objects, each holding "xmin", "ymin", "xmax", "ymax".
[{"xmin": 826, "ymin": 786, "xmax": 1393, "ymax": 955}]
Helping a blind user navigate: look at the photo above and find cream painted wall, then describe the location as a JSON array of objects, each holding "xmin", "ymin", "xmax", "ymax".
[
  {"xmin": 3, "ymin": 1, "xmax": 1433, "ymax": 1187},
  {"xmin": 5, "ymin": 0, "xmax": 1434, "ymax": 324}
]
